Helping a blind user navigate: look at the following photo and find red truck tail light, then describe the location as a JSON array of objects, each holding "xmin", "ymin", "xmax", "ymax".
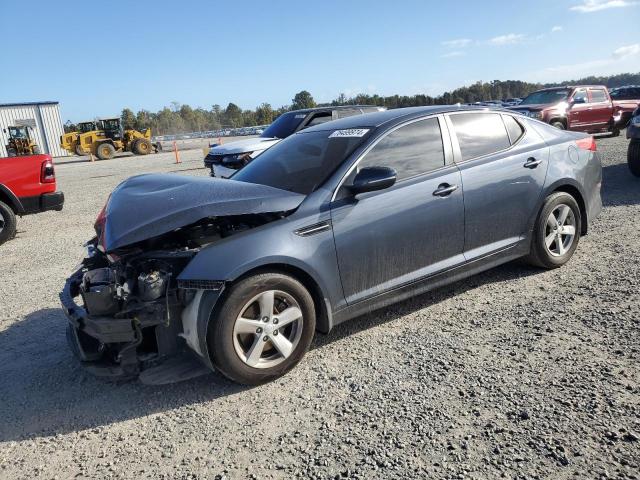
[
  {"xmin": 575, "ymin": 136, "xmax": 596, "ymax": 152},
  {"xmin": 41, "ymin": 159, "xmax": 56, "ymax": 183}
]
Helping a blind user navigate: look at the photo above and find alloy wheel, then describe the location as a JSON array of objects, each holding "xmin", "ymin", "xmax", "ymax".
[
  {"xmin": 232, "ymin": 290, "xmax": 304, "ymax": 369},
  {"xmin": 544, "ymin": 204, "xmax": 576, "ymax": 257}
]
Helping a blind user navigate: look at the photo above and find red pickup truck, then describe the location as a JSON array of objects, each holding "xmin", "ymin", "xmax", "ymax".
[
  {"xmin": 610, "ymin": 85, "xmax": 640, "ymax": 128},
  {"xmin": 0, "ymin": 154, "xmax": 64, "ymax": 245},
  {"xmin": 510, "ymin": 85, "xmax": 622, "ymax": 135}
]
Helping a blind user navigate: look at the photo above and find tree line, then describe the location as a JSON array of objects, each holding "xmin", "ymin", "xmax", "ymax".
[{"xmin": 64, "ymin": 72, "xmax": 639, "ymax": 135}]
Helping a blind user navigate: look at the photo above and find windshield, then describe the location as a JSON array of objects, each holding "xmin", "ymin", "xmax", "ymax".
[
  {"xmin": 520, "ymin": 89, "xmax": 570, "ymax": 105},
  {"xmin": 233, "ymin": 129, "xmax": 369, "ymax": 195},
  {"xmin": 261, "ymin": 111, "xmax": 308, "ymax": 139}
]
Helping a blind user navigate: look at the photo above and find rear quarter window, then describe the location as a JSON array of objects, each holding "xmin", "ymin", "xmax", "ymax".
[
  {"xmin": 502, "ymin": 115, "xmax": 525, "ymax": 145},
  {"xmin": 449, "ymin": 113, "xmax": 511, "ymax": 161}
]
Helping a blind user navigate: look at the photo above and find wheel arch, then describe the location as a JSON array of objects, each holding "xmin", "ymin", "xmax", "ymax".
[
  {"xmin": 549, "ymin": 117, "xmax": 567, "ymax": 129},
  {"xmin": 546, "ymin": 181, "xmax": 588, "ymax": 235},
  {"xmin": 225, "ymin": 262, "xmax": 333, "ymax": 334},
  {"xmin": 0, "ymin": 184, "xmax": 24, "ymax": 215}
]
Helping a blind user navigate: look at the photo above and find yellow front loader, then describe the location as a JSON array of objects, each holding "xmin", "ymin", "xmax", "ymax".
[
  {"xmin": 4, "ymin": 126, "xmax": 41, "ymax": 156},
  {"xmin": 79, "ymin": 118, "xmax": 160, "ymax": 160},
  {"xmin": 60, "ymin": 121, "xmax": 100, "ymax": 156}
]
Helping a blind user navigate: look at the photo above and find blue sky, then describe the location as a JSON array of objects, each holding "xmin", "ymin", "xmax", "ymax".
[{"xmin": 1, "ymin": 0, "xmax": 638, "ymax": 122}]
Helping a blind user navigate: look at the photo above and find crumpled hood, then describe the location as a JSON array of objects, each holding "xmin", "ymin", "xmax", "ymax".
[
  {"xmin": 98, "ymin": 173, "xmax": 304, "ymax": 252},
  {"xmin": 209, "ymin": 137, "xmax": 280, "ymax": 156}
]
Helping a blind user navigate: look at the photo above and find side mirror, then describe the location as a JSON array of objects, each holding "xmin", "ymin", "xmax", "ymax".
[
  {"xmin": 349, "ymin": 166, "xmax": 397, "ymax": 195},
  {"xmin": 571, "ymin": 97, "xmax": 586, "ymax": 105}
]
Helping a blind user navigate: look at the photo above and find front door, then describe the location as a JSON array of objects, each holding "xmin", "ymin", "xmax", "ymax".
[
  {"xmin": 567, "ymin": 88, "xmax": 590, "ymax": 131},
  {"xmin": 447, "ymin": 112, "xmax": 548, "ymax": 259},
  {"xmin": 331, "ymin": 117, "xmax": 465, "ymax": 305}
]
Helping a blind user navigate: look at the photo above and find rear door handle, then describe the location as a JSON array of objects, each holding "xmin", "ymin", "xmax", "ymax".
[
  {"xmin": 524, "ymin": 157, "xmax": 542, "ymax": 169},
  {"xmin": 432, "ymin": 183, "xmax": 458, "ymax": 197}
]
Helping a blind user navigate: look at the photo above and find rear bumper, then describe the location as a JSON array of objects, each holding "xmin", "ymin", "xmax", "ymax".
[{"xmin": 20, "ymin": 191, "xmax": 64, "ymax": 215}]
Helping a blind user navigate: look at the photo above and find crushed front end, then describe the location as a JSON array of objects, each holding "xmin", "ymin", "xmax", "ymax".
[{"xmin": 60, "ymin": 242, "xmax": 202, "ymax": 379}]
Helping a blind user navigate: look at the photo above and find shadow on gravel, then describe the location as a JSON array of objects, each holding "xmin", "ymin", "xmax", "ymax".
[
  {"xmin": 601, "ymin": 162, "xmax": 639, "ymax": 207},
  {"xmin": 314, "ymin": 261, "xmax": 541, "ymax": 349},
  {"xmin": 0, "ymin": 308, "xmax": 245, "ymax": 443},
  {"xmin": 0, "ymin": 262, "xmax": 541, "ymax": 443}
]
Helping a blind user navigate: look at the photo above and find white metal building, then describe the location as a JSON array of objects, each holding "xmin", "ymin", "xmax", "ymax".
[{"xmin": 0, "ymin": 101, "xmax": 67, "ymax": 157}]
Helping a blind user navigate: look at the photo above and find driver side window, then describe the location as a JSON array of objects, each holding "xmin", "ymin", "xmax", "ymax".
[
  {"xmin": 358, "ymin": 118, "xmax": 445, "ymax": 181},
  {"xmin": 573, "ymin": 89, "xmax": 588, "ymax": 104}
]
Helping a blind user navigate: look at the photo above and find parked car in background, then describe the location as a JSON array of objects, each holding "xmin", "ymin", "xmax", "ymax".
[
  {"xmin": 609, "ymin": 85, "xmax": 640, "ymax": 128},
  {"xmin": 0, "ymin": 154, "xmax": 64, "ymax": 245},
  {"xmin": 511, "ymin": 86, "xmax": 620, "ymax": 135},
  {"xmin": 627, "ymin": 106, "xmax": 640, "ymax": 177},
  {"xmin": 503, "ymin": 98, "xmax": 522, "ymax": 106},
  {"xmin": 204, "ymin": 105, "xmax": 386, "ymax": 178},
  {"xmin": 62, "ymin": 105, "xmax": 602, "ymax": 385}
]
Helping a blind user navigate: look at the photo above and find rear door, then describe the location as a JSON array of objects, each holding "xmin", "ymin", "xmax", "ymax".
[
  {"xmin": 587, "ymin": 88, "xmax": 613, "ymax": 130},
  {"xmin": 567, "ymin": 88, "xmax": 590, "ymax": 131},
  {"xmin": 331, "ymin": 116, "xmax": 465, "ymax": 305},
  {"xmin": 446, "ymin": 112, "xmax": 549, "ymax": 260}
]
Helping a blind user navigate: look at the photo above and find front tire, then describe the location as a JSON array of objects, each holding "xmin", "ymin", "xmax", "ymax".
[
  {"xmin": 133, "ymin": 138, "xmax": 151, "ymax": 155},
  {"xmin": 550, "ymin": 120, "xmax": 566, "ymax": 130},
  {"xmin": 75, "ymin": 144, "xmax": 86, "ymax": 156},
  {"xmin": 525, "ymin": 192, "xmax": 581, "ymax": 269},
  {"xmin": 96, "ymin": 142, "xmax": 115, "ymax": 160},
  {"xmin": 628, "ymin": 140, "xmax": 640, "ymax": 177},
  {"xmin": 208, "ymin": 272, "xmax": 316, "ymax": 385},
  {"xmin": 0, "ymin": 200, "xmax": 17, "ymax": 246}
]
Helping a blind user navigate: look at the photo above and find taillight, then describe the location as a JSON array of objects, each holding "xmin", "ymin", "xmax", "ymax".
[
  {"xmin": 575, "ymin": 136, "xmax": 596, "ymax": 152},
  {"xmin": 41, "ymin": 159, "xmax": 56, "ymax": 183}
]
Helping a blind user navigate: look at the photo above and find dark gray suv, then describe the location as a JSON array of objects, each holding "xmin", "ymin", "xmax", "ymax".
[{"xmin": 61, "ymin": 106, "xmax": 602, "ymax": 385}]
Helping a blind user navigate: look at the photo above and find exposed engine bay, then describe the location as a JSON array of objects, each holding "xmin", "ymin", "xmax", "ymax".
[{"xmin": 62, "ymin": 213, "xmax": 283, "ymax": 381}]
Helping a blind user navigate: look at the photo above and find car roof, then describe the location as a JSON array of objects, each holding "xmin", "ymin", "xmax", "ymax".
[
  {"xmin": 286, "ymin": 105, "xmax": 382, "ymax": 114},
  {"xmin": 301, "ymin": 105, "xmax": 505, "ymax": 131}
]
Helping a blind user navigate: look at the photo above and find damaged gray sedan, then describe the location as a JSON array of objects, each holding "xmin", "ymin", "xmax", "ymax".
[{"xmin": 61, "ymin": 106, "xmax": 602, "ymax": 385}]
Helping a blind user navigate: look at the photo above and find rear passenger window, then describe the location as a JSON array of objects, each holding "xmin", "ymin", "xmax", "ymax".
[
  {"xmin": 359, "ymin": 118, "xmax": 445, "ymax": 180},
  {"xmin": 502, "ymin": 115, "xmax": 524, "ymax": 144},
  {"xmin": 449, "ymin": 113, "xmax": 510, "ymax": 161},
  {"xmin": 590, "ymin": 89, "xmax": 607, "ymax": 103}
]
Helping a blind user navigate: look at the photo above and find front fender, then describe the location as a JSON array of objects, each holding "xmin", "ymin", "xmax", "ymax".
[{"xmin": 177, "ymin": 215, "xmax": 344, "ymax": 316}]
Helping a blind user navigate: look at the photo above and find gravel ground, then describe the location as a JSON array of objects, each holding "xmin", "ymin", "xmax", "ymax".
[{"xmin": 0, "ymin": 136, "xmax": 638, "ymax": 480}]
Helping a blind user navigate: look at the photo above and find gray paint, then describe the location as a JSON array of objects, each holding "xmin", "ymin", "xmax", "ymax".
[
  {"xmin": 171, "ymin": 108, "xmax": 602, "ymax": 332},
  {"xmin": 101, "ymin": 174, "xmax": 305, "ymax": 252}
]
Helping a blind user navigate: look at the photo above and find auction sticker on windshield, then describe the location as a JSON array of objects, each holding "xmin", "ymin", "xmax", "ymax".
[{"xmin": 329, "ymin": 129, "xmax": 370, "ymax": 138}]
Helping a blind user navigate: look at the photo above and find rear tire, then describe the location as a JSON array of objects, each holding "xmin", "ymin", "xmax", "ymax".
[
  {"xmin": 0, "ymin": 200, "xmax": 17, "ymax": 246},
  {"xmin": 551, "ymin": 121, "xmax": 566, "ymax": 130},
  {"xmin": 208, "ymin": 272, "xmax": 316, "ymax": 385},
  {"xmin": 133, "ymin": 138, "xmax": 151, "ymax": 155},
  {"xmin": 628, "ymin": 140, "xmax": 640, "ymax": 177},
  {"xmin": 525, "ymin": 192, "xmax": 581, "ymax": 269},
  {"xmin": 96, "ymin": 142, "xmax": 115, "ymax": 160},
  {"xmin": 74, "ymin": 144, "xmax": 85, "ymax": 156}
]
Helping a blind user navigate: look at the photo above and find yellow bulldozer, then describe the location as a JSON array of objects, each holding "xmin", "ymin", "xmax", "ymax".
[
  {"xmin": 75, "ymin": 117, "xmax": 161, "ymax": 160},
  {"xmin": 60, "ymin": 121, "xmax": 100, "ymax": 156},
  {"xmin": 4, "ymin": 125, "xmax": 41, "ymax": 157}
]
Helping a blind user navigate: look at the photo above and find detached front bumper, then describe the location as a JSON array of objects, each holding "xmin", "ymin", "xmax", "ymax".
[
  {"xmin": 60, "ymin": 269, "xmax": 142, "ymax": 378},
  {"xmin": 60, "ymin": 268, "xmax": 208, "ymax": 383}
]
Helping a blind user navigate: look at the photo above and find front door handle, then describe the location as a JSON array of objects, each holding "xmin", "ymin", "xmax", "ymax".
[
  {"xmin": 433, "ymin": 183, "xmax": 458, "ymax": 197},
  {"xmin": 524, "ymin": 157, "xmax": 542, "ymax": 169}
]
